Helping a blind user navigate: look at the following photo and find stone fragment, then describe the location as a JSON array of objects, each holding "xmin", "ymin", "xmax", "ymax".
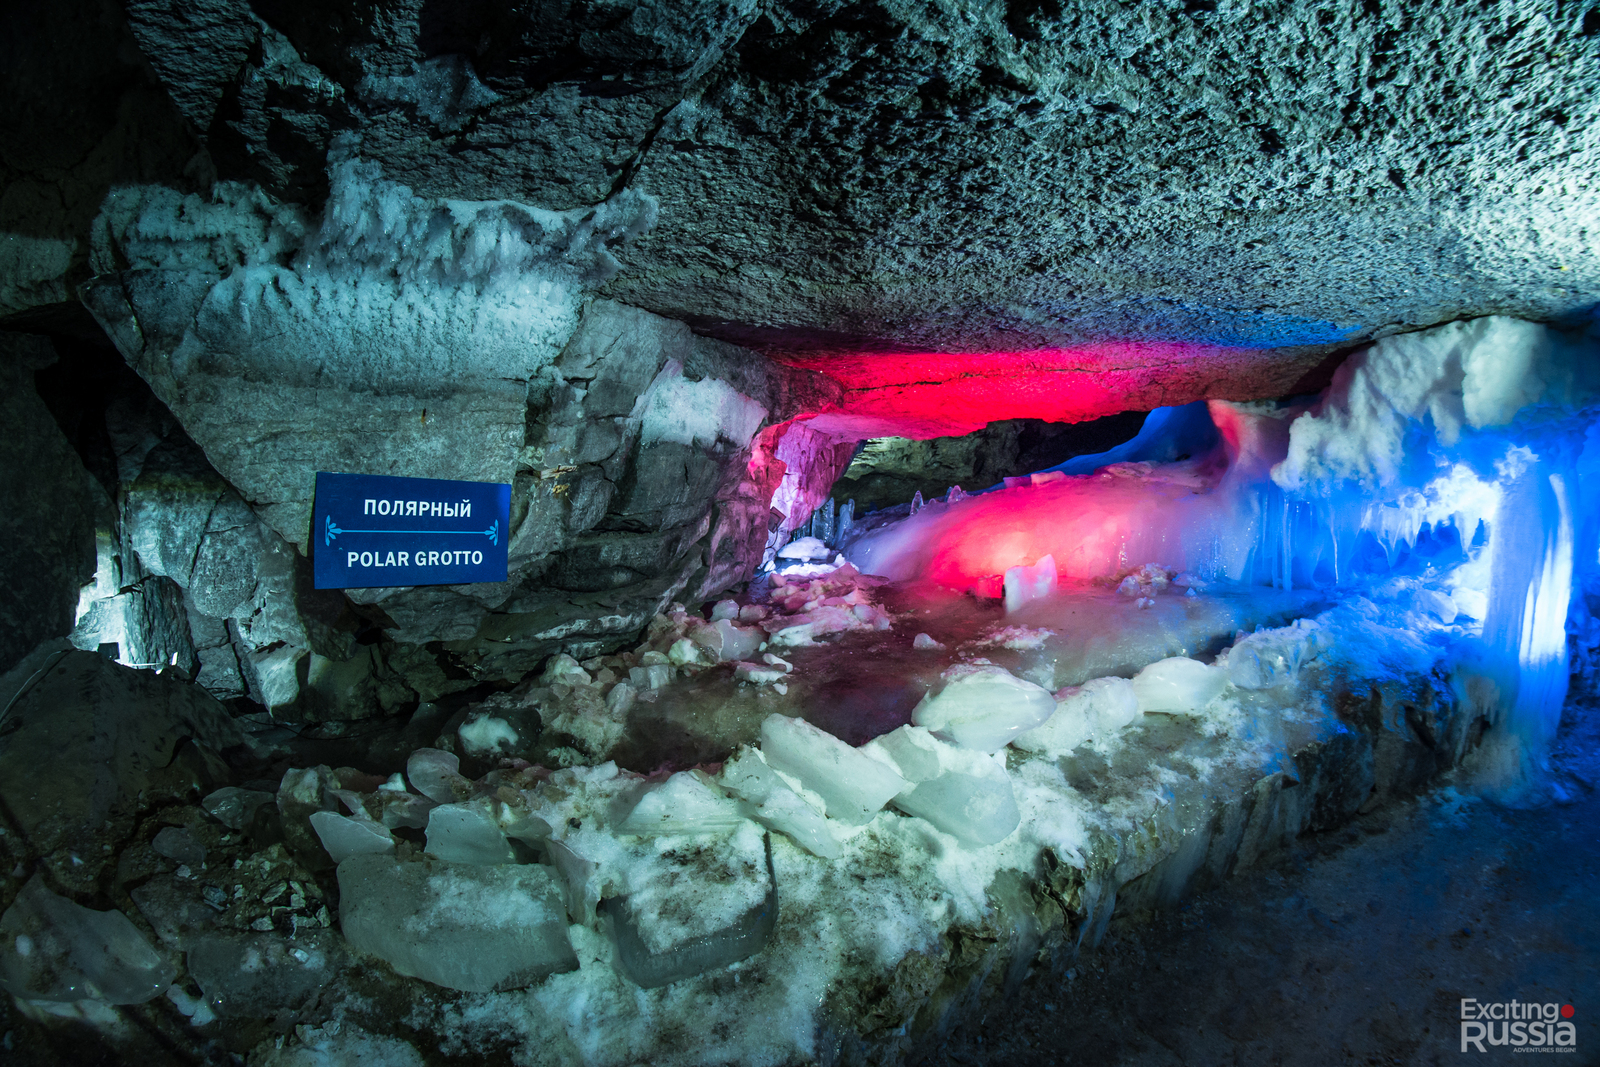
[
  {"xmin": 151, "ymin": 827, "xmax": 206, "ymax": 868},
  {"xmin": 276, "ymin": 766, "xmax": 338, "ymax": 865},
  {"xmin": 337, "ymin": 855, "xmax": 576, "ymax": 993},
  {"xmin": 202, "ymin": 787, "xmax": 276, "ymax": 831},
  {"xmin": 0, "ymin": 651, "xmax": 243, "ymax": 885},
  {"xmin": 187, "ymin": 931, "xmax": 346, "ymax": 1018}
]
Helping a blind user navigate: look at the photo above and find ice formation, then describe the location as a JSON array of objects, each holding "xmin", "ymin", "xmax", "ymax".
[
  {"xmin": 847, "ymin": 316, "xmax": 1600, "ymax": 787},
  {"xmin": 911, "ymin": 666, "xmax": 1058, "ymax": 751},
  {"xmin": 337, "ymin": 855, "xmax": 576, "ymax": 993}
]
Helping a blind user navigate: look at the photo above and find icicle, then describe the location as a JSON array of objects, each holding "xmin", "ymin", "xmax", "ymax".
[
  {"xmin": 837, "ymin": 499, "xmax": 855, "ymax": 543},
  {"xmin": 947, "ymin": 485, "xmax": 967, "ymax": 503},
  {"xmin": 821, "ymin": 499, "xmax": 837, "ymax": 546},
  {"xmin": 909, "ymin": 491, "xmax": 923, "ymax": 515}
]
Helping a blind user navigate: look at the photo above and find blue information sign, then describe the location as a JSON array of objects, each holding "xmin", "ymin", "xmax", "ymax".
[{"xmin": 312, "ymin": 472, "xmax": 512, "ymax": 589}]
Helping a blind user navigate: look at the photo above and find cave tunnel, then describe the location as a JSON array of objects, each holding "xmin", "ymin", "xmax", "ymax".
[{"xmin": 0, "ymin": 0, "xmax": 1596, "ymax": 1063}]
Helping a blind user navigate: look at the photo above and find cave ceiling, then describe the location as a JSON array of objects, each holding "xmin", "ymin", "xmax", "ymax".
[{"xmin": 3, "ymin": 0, "xmax": 1598, "ymax": 423}]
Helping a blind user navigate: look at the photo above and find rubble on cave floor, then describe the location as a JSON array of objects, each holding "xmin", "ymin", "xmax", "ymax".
[{"xmin": 0, "ymin": 556, "xmax": 1515, "ymax": 1066}]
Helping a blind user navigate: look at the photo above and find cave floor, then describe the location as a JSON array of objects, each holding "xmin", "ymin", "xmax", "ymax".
[{"xmin": 932, "ymin": 700, "xmax": 1600, "ymax": 1067}]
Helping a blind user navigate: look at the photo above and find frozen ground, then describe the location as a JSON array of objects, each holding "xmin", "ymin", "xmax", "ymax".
[{"xmin": 931, "ymin": 698, "xmax": 1600, "ymax": 1067}]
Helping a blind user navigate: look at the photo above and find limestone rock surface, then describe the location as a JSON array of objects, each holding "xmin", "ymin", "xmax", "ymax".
[{"xmin": 0, "ymin": 650, "xmax": 244, "ymax": 883}]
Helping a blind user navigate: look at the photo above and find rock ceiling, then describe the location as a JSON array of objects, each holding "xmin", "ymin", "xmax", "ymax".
[{"xmin": 4, "ymin": 0, "xmax": 1597, "ymax": 424}]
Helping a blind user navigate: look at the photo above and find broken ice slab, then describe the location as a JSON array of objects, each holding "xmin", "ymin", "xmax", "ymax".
[
  {"xmin": 911, "ymin": 667, "xmax": 1056, "ymax": 751},
  {"xmin": 337, "ymin": 854, "xmax": 576, "ymax": 993},
  {"xmin": 201, "ymin": 787, "xmax": 276, "ymax": 830},
  {"xmin": 893, "ymin": 772, "xmax": 1020, "ymax": 847},
  {"xmin": 614, "ymin": 771, "xmax": 748, "ymax": 836},
  {"xmin": 759, "ymin": 714, "xmax": 909, "ymax": 825},
  {"xmin": 605, "ymin": 831, "xmax": 778, "ymax": 988},
  {"xmin": 309, "ymin": 811, "xmax": 396, "ymax": 864},
  {"xmin": 1013, "ymin": 676, "xmax": 1141, "ymax": 756},
  {"xmin": 406, "ymin": 748, "xmax": 471, "ymax": 804},
  {"xmin": 719, "ymin": 747, "xmax": 840, "ymax": 858},
  {"xmin": 0, "ymin": 877, "xmax": 174, "ymax": 1004},
  {"xmin": 1131, "ymin": 656, "xmax": 1229, "ymax": 713},
  {"xmin": 546, "ymin": 838, "xmax": 600, "ymax": 924},
  {"xmin": 734, "ymin": 660, "xmax": 788, "ymax": 685},
  {"xmin": 859, "ymin": 726, "xmax": 1021, "ymax": 847},
  {"xmin": 187, "ymin": 931, "xmax": 346, "ymax": 1017},
  {"xmin": 424, "ymin": 802, "xmax": 516, "ymax": 865}
]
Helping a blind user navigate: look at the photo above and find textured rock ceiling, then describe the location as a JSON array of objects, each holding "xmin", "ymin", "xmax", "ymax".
[{"xmin": 5, "ymin": 0, "xmax": 1598, "ymax": 427}]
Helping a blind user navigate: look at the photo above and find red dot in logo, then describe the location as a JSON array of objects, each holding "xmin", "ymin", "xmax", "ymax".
[{"xmin": 1561, "ymin": 1005, "xmax": 1575, "ymax": 1019}]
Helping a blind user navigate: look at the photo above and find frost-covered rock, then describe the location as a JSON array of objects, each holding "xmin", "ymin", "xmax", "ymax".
[
  {"xmin": 0, "ymin": 877, "xmax": 173, "ymax": 1004},
  {"xmin": 1013, "ymin": 677, "xmax": 1141, "ymax": 755},
  {"xmin": 1131, "ymin": 657, "xmax": 1229, "ymax": 713},
  {"xmin": 911, "ymin": 667, "xmax": 1057, "ymax": 752},
  {"xmin": 777, "ymin": 536, "xmax": 831, "ymax": 561},
  {"xmin": 309, "ymin": 811, "xmax": 395, "ymax": 864},
  {"xmin": 425, "ymin": 802, "xmax": 516, "ymax": 865},
  {"xmin": 758, "ymin": 714, "xmax": 909, "ymax": 825},
  {"xmin": 457, "ymin": 712, "xmax": 520, "ymax": 757},
  {"xmin": 614, "ymin": 772, "xmax": 748, "ymax": 836},
  {"xmin": 337, "ymin": 855, "xmax": 576, "ymax": 992},
  {"xmin": 604, "ymin": 826, "xmax": 778, "ymax": 988},
  {"xmin": 540, "ymin": 653, "xmax": 592, "ymax": 687},
  {"xmin": 629, "ymin": 663, "xmax": 673, "ymax": 690}
]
